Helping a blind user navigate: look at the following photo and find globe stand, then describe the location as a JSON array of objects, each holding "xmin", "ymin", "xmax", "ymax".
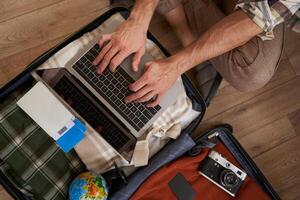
[{"xmin": 103, "ymin": 162, "xmax": 128, "ymax": 194}]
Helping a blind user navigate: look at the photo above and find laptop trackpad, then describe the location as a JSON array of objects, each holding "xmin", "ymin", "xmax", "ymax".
[{"xmin": 120, "ymin": 53, "xmax": 154, "ymax": 81}]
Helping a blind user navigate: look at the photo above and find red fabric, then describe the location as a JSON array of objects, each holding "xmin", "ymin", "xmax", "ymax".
[{"xmin": 131, "ymin": 143, "xmax": 270, "ymax": 200}]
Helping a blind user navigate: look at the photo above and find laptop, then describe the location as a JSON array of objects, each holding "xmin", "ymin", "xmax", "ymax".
[{"xmin": 40, "ymin": 16, "xmax": 184, "ymax": 162}]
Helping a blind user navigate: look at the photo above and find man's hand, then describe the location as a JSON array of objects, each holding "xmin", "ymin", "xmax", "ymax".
[
  {"xmin": 93, "ymin": 0, "xmax": 160, "ymax": 74},
  {"xmin": 125, "ymin": 57, "xmax": 181, "ymax": 107},
  {"xmin": 93, "ymin": 19, "xmax": 147, "ymax": 73}
]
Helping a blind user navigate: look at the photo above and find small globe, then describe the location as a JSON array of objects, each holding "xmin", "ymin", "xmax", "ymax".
[{"xmin": 69, "ymin": 172, "xmax": 108, "ymax": 200}]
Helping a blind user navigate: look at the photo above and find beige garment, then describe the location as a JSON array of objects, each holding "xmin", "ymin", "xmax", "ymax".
[
  {"xmin": 37, "ymin": 13, "xmax": 200, "ymax": 173},
  {"xmin": 157, "ymin": 0, "xmax": 183, "ymax": 14},
  {"xmin": 157, "ymin": 0, "xmax": 284, "ymax": 92}
]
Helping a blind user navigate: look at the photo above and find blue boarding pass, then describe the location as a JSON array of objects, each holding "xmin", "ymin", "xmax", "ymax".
[
  {"xmin": 17, "ymin": 81, "xmax": 87, "ymax": 152},
  {"xmin": 55, "ymin": 117, "xmax": 87, "ymax": 152}
]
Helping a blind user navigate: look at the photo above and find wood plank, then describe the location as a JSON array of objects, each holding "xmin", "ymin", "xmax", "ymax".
[
  {"xmin": 0, "ymin": 0, "xmax": 63, "ymax": 23},
  {"xmin": 288, "ymin": 108, "xmax": 300, "ymax": 134},
  {"xmin": 0, "ymin": 0, "xmax": 109, "ymax": 60},
  {"xmin": 0, "ymin": 35, "xmax": 67, "ymax": 88},
  {"xmin": 239, "ymin": 117, "xmax": 297, "ymax": 158},
  {"xmin": 199, "ymin": 76, "xmax": 300, "ymax": 139},
  {"xmin": 284, "ymin": 29, "xmax": 300, "ymax": 76},
  {"xmin": 205, "ymin": 58, "xmax": 296, "ymax": 119},
  {"xmin": 0, "ymin": 186, "xmax": 12, "ymax": 200},
  {"xmin": 254, "ymin": 135, "xmax": 300, "ymax": 200},
  {"xmin": 0, "ymin": 69, "xmax": 10, "ymax": 87}
]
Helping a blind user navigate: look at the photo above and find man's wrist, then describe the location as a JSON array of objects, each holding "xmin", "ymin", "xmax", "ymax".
[
  {"xmin": 170, "ymin": 51, "xmax": 195, "ymax": 75},
  {"xmin": 128, "ymin": 0, "xmax": 159, "ymax": 32},
  {"xmin": 127, "ymin": 16, "xmax": 149, "ymax": 33}
]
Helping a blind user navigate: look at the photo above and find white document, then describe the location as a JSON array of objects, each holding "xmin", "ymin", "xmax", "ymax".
[{"xmin": 17, "ymin": 81, "xmax": 74, "ymax": 140}]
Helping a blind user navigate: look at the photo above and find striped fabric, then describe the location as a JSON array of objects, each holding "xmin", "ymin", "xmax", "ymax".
[
  {"xmin": 236, "ymin": 0, "xmax": 300, "ymax": 40},
  {"xmin": 287, "ymin": 10, "xmax": 300, "ymax": 32},
  {"xmin": 0, "ymin": 93, "xmax": 86, "ymax": 200}
]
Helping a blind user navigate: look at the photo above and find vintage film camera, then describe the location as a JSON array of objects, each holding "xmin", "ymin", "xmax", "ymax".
[{"xmin": 198, "ymin": 151, "xmax": 247, "ymax": 197}]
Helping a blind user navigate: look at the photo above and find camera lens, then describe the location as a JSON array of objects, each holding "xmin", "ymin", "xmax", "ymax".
[{"xmin": 220, "ymin": 170, "xmax": 238, "ymax": 187}]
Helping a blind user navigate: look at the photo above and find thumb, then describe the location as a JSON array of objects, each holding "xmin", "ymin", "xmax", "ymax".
[
  {"xmin": 98, "ymin": 34, "xmax": 112, "ymax": 48},
  {"xmin": 132, "ymin": 48, "xmax": 145, "ymax": 72},
  {"xmin": 144, "ymin": 61, "xmax": 153, "ymax": 71}
]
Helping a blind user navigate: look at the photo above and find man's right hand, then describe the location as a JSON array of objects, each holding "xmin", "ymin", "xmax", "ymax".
[{"xmin": 93, "ymin": 18, "xmax": 147, "ymax": 74}]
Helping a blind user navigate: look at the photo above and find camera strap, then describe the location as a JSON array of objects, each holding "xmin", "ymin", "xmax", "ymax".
[{"xmin": 188, "ymin": 139, "xmax": 216, "ymax": 156}]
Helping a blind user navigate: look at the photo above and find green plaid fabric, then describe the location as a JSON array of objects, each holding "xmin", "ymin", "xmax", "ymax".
[{"xmin": 0, "ymin": 94, "xmax": 86, "ymax": 200}]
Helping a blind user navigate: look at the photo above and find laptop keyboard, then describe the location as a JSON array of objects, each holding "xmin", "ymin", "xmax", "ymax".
[
  {"xmin": 72, "ymin": 44, "xmax": 161, "ymax": 131},
  {"xmin": 53, "ymin": 75, "xmax": 133, "ymax": 151}
]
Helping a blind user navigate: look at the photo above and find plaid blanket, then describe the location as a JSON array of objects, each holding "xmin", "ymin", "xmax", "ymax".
[{"xmin": 0, "ymin": 93, "xmax": 86, "ymax": 200}]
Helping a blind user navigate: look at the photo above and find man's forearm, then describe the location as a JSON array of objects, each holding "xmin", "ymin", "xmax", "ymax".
[
  {"xmin": 128, "ymin": 0, "xmax": 160, "ymax": 31},
  {"xmin": 172, "ymin": 10, "xmax": 263, "ymax": 74}
]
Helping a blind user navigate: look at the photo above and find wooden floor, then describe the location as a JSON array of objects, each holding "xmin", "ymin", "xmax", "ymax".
[{"xmin": 0, "ymin": 1, "xmax": 300, "ymax": 199}]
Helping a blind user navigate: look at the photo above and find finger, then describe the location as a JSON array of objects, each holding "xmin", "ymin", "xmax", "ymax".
[
  {"xmin": 93, "ymin": 42, "xmax": 112, "ymax": 67},
  {"xmin": 125, "ymin": 86, "xmax": 152, "ymax": 103},
  {"xmin": 135, "ymin": 90, "xmax": 156, "ymax": 103},
  {"xmin": 147, "ymin": 93, "xmax": 163, "ymax": 107},
  {"xmin": 143, "ymin": 61, "xmax": 152, "ymax": 71},
  {"xmin": 98, "ymin": 34, "xmax": 112, "ymax": 48},
  {"xmin": 109, "ymin": 51, "xmax": 129, "ymax": 72},
  {"xmin": 129, "ymin": 62, "xmax": 152, "ymax": 92},
  {"xmin": 128, "ymin": 73, "xmax": 149, "ymax": 92},
  {"xmin": 98, "ymin": 47, "xmax": 119, "ymax": 73},
  {"xmin": 132, "ymin": 48, "xmax": 145, "ymax": 72}
]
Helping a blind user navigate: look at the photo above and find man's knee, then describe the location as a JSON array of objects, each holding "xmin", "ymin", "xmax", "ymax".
[
  {"xmin": 229, "ymin": 25, "xmax": 283, "ymax": 92},
  {"xmin": 230, "ymin": 63, "xmax": 275, "ymax": 92}
]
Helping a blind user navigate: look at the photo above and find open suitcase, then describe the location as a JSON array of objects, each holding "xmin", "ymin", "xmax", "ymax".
[{"xmin": 0, "ymin": 6, "xmax": 279, "ymax": 200}]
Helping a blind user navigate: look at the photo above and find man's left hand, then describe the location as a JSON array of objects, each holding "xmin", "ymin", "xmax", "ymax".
[{"xmin": 125, "ymin": 57, "xmax": 181, "ymax": 107}]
